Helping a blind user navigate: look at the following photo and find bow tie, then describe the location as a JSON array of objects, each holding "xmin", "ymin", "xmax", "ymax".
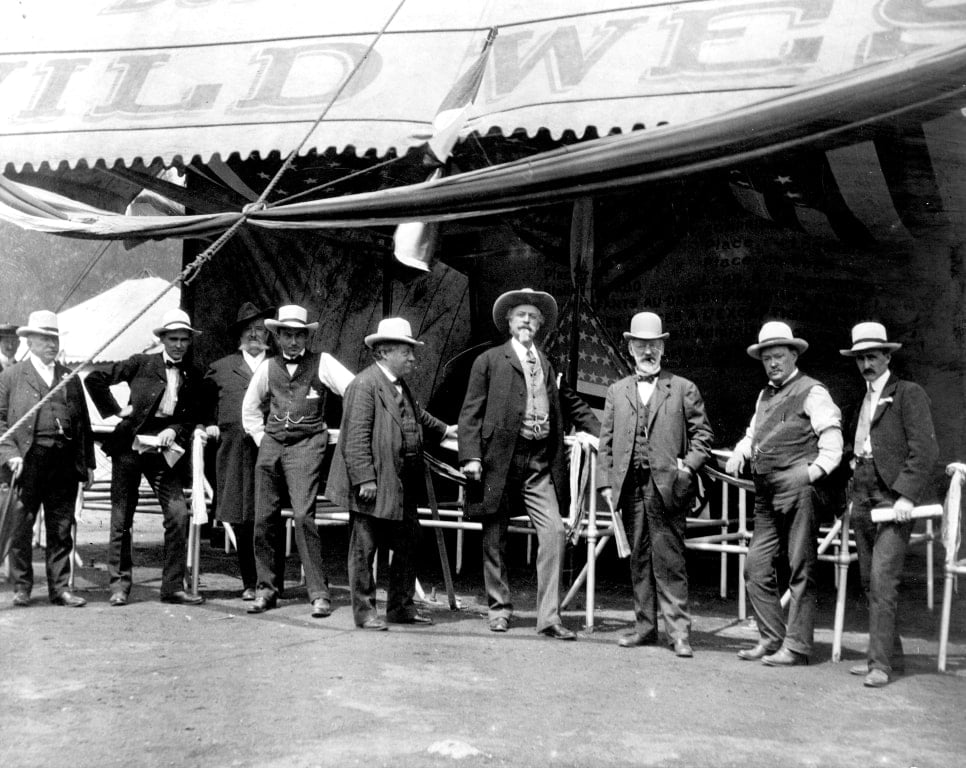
[
  {"xmin": 636, "ymin": 373, "xmax": 657, "ymax": 383},
  {"xmin": 283, "ymin": 355, "xmax": 304, "ymax": 365},
  {"xmin": 165, "ymin": 360, "xmax": 183, "ymax": 370}
]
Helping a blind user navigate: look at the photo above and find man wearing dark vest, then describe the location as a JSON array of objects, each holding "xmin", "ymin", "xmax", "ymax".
[
  {"xmin": 0, "ymin": 310, "xmax": 94, "ymax": 607},
  {"xmin": 241, "ymin": 304, "xmax": 352, "ymax": 617},
  {"xmin": 726, "ymin": 321, "xmax": 843, "ymax": 666},
  {"xmin": 841, "ymin": 322, "xmax": 938, "ymax": 688},
  {"xmin": 597, "ymin": 312, "xmax": 714, "ymax": 657},
  {"xmin": 85, "ymin": 308, "xmax": 207, "ymax": 606},
  {"xmin": 327, "ymin": 318, "xmax": 454, "ymax": 630}
]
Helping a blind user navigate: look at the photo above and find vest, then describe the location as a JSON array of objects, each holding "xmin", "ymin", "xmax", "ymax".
[
  {"xmin": 34, "ymin": 378, "xmax": 71, "ymax": 443},
  {"xmin": 520, "ymin": 347, "xmax": 551, "ymax": 440},
  {"xmin": 632, "ymin": 393, "xmax": 651, "ymax": 471},
  {"xmin": 265, "ymin": 354, "xmax": 327, "ymax": 443},
  {"xmin": 751, "ymin": 373, "xmax": 821, "ymax": 476},
  {"xmin": 396, "ymin": 384, "xmax": 421, "ymax": 458}
]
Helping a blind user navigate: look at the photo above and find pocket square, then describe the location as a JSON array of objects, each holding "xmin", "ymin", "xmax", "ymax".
[{"xmin": 307, "ymin": 387, "xmax": 320, "ymax": 400}]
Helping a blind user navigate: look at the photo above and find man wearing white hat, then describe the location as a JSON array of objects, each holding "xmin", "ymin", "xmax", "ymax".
[
  {"xmin": 459, "ymin": 288, "xmax": 599, "ymax": 640},
  {"xmin": 725, "ymin": 320, "xmax": 843, "ymax": 666},
  {"xmin": 597, "ymin": 312, "xmax": 714, "ymax": 657},
  {"xmin": 86, "ymin": 308, "xmax": 207, "ymax": 606},
  {"xmin": 840, "ymin": 322, "xmax": 938, "ymax": 688},
  {"xmin": 327, "ymin": 318, "xmax": 455, "ymax": 630},
  {"xmin": 241, "ymin": 304, "xmax": 353, "ymax": 617},
  {"xmin": 0, "ymin": 310, "xmax": 95, "ymax": 607}
]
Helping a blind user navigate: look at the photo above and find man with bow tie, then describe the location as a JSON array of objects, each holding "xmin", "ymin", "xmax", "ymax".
[
  {"xmin": 86, "ymin": 308, "xmax": 207, "ymax": 606},
  {"xmin": 326, "ymin": 318, "xmax": 454, "ymax": 630},
  {"xmin": 726, "ymin": 321, "xmax": 843, "ymax": 667},
  {"xmin": 840, "ymin": 322, "xmax": 938, "ymax": 688},
  {"xmin": 597, "ymin": 312, "xmax": 713, "ymax": 657},
  {"xmin": 0, "ymin": 310, "xmax": 94, "ymax": 608},
  {"xmin": 459, "ymin": 288, "xmax": 599, "ymax": 640},
  {"xmin": 241, "ymin": 305, "xmax": 352, "ymax": 617}
]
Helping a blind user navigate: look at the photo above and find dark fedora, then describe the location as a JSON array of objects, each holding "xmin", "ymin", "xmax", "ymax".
[
  {"xmin": 0, "ymin": 323, "xmax": 18, "ymax": 337},
  {"xmin": 230, "ymin": 302, "xmax": 274, "ymax": 334}
]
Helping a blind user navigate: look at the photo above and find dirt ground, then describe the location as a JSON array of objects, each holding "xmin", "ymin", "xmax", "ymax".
[{"xmin": 2, "ymin": 510, "xmax": 964, "ymax": 768}]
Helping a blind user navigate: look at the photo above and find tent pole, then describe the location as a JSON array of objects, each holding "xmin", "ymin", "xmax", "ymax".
[{"xmin": 382, "ymin": 252, "xmax": 393, "ymax": 316}]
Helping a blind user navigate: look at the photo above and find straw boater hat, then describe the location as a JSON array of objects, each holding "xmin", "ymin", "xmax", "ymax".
[
  {"xmin": 152, "ymin": 308, "xmax": 200, "ymax": 337},
  {"xmin": 364, "ymin": 317, "xmax": 423, "ymax": 349},
  {"xmin": 17, "ymin": 310, "xmax": 62, "ymax": 338},
  {"xmin": 623, "ymin": 312, "xmax": 669, "ymax": 341},
  {"xmin": 746, "ymin": 321, "xmax": 809, "ymax": 359},
  {"xmin": 230, "ymin": 302, "xmax": 274, "ymax": 335},
  {"xmin": 491, "ymin": 288, "xmax": 558, "ymax": 335},
  {"xmin": 264, "ymin": 305, "xmax": 318, "ymax": 333},
  {"xmin": 840, "ymin": 322, "xmax": 902, "ymax": 356},
  {"xmin": 0, "ymin": 323, "xmax": 18, "ymax": 337}
]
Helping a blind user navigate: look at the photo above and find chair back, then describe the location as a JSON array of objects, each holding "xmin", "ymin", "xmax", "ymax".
[{"xmin": 942, "ymin": 463, "xmax": 966, "ymax": 567}]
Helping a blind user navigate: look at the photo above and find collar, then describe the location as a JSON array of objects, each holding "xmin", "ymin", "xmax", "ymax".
[
  {"xmin": 242, "ymin": 350, "xmax": 266, "ymax": 368},
  {"xmin": 28, "ymin": 352, "xmax": 54, "ymax": 373},
  {"xmin": 868, "ymin": 369, "xmax": 890, "ymax": 396},
  {"xmin": 635, "ymin": 368, "xmax": 661, "ymax": 382},
  {"xmin": 162, "ymin": 351, "xmax": 181, "ymax": 367},
  {"xmin": 510, "ymin": 337, "xmax": 537, "ymax": 363},
  {"xmin": 768, "ymin": 368, "xmax": 800, "ymax": 390},
  {"xmin": 375, "ymin": 361, "xmax": 399, "ymax": 385}
]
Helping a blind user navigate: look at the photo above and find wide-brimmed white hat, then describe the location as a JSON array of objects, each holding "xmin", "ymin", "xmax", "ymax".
[
  {"xmin": 491, "ymin": 288, "xmax": 558, "ymax": 335},
  {"xmin": 17, "ymin": 310, "xmax": 62, "ymax": 338},
  {"xmin": 364, "ymin": 317, "xmax": 424, "ymax": 349},
  {"xmin": 840, "ymin": 322, "xmax": 902, "ymax": 356},
  {"xmin": 153, "ymin": 308, "xmax": 200, "ymax": 337},
  {"xmin": 746, "ymin": 321, "xmax": 808, "ymax": 359},
  {"xmin": 623, "ymin": 311, "xmax": 669, "ymax": 341},
  {"xmin": 264, "ymin": 305, "xmax": 318, "ymax": 332}
]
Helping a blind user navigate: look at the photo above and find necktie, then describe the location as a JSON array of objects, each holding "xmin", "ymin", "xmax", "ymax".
[
  {"xmin": 159, "ymin": 359, "xmax": 181, "ymax": 416},
  {"xmin": 854, "ymin": 384, "xmax": 874, "ymax": 456},
  {"xmin": 525, "ymin": 348, "xmax": 537, "ymax": 376},
  {"xmin": 636, "ymin": 372, "xmax": 656, "ymax": 383},
  {"xmin": 394, "ymin": 382, "xmax": 408, "ymax": 416}
]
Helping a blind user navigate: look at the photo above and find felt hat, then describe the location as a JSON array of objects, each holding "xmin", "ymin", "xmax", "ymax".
[
  {"xmin": 623, "ymin": 312, "xmax": 669, "ymax": 341},
  {"xmin": 840, "ymin": 322, "xmax": 902, "ymax": 356},
  {"xmin": 746, "ymin": 321, "xmax": 808, "ymax": 359},
  {"xmin": 364, "ymin": 317, "xmax": 424, "ymax": 349},
  {"xmin": 491, "ymin": 288, "xmax": 558, "ymax": 335},
  {"xmin": 230, "ymin": 302, "xmax": 274, "ymax": 334},
  {"xmin": 17, "ymin": 310, "xmax": 62, "ymax": 338},
  {"xmin": 264, "ymin": 305, "xmax": 318, "ymax": 332},
  {"xmin": 153, "ymin": 308, "xmax": 200, "ymax": 337}
]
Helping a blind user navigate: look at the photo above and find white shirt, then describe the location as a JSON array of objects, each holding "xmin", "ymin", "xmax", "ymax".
[
  {"xmin": 635, "ymin": 369, "xmax": 660, "ymax": 406},
  {"xmin": 510, "ymin": 337, "xmax": 540, "ymax": 373},
  {"xmin": 28, "ymin": 353, "xmax": 55, "ymax": 387},
  {"xmin": 241, "ymin": 352, "xmax": 354, "ymax": 446},
  {"xmin": 241, "ymin": 349, "xmax": 266, "ymax": 374},
  {"xmin": 856, "ymin": 369, "xmax": 890, "ymax": 455},
  {"xmin": 158, "ymin": 352, "xmax": 181, "ymax": 417}
]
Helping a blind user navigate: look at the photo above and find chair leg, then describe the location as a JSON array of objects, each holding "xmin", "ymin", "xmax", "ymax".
[
  {"xmin": 939, "ymin": 571, "xmax": 954, "ymax": 672},
  {"xmin": 926, "ymin": 518, "xmax": 935, "ymax": 611}
]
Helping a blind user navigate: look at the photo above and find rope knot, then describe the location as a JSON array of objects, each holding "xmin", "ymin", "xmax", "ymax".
[{"xmin": 242, "ymin": 201, "xmax": 267, "ymax": 214}]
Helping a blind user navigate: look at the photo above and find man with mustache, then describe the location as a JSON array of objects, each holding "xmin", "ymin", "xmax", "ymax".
[
  {"xmin": 840, "ymin": 322, "xmax": 938, "ymax": 688},
  {"xmin": 726, "ymin": 321, "xmax": 843, "ymax": 667},
  {"xmin": 459, "ymin": 288, "xmax": 599, "ymax": 640},
  {"xmin": 597, "ymin": 312, "xmax": 713, "ymax": 657}
]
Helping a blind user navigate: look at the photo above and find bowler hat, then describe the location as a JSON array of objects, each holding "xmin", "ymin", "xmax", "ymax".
[
  {"xmin": 491, "ymin": 288, "xmax": 558, "ymax": 335},
  {"xmin": 17, "ymin": 310, "xmax": 62, "ymax": 338},
  {"xmin": 364, "ymin": 317, "xmax": 424, "ymax": 349},
  {"xmin": 264, "ymin": 305, "xmax": 318, "ymax": 333},
  {"xmin": 623, "ymin": 312, "xmax": 669, "ymax": 341},
  {"xmin": 746, "ymin": 321, "xmax": 808, "ymax": 359},
  {"xmin": 840, "ymin": 322, "xmax": 902, "ymax": 356},
  {"xmin": 153, "ymin": 308, "xmax": 200, "ymax": 337}
]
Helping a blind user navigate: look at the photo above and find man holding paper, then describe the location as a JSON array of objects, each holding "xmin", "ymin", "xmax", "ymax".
[
  {"xmin": 597, "ymin": 312, "xmax": 713, "ymax": 657},
  {"xmin": 86, "ymin": 308, "xmax": 207, "ymax": 606},
  {"xmin": 840, "ymin": 322, "xmax": 939, "ymax": 688}
]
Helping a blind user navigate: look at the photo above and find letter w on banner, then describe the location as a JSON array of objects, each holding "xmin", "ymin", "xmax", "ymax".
[{"xmin": 394, "ymin": 28, "xmax": 498, "ymax": 272}]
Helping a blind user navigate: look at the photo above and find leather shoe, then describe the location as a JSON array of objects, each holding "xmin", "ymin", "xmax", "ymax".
[
  {"xmin": 849, "ymin": 663, "xmax": 869, "ymax": 676},
  {"xmin": 240, "ymin": 588, "xmax": 256, "ymax": 601},
  {"xmin": 12, "ymin": 590, "xmax": 30, "ymax": 607},
  {"xmin": 618, "ymin": 631, "xmax": 656, "ymax": 648},
  {"xmin": 311, "ymin": 598, "xmax": 332, "ymax": 618},
  {"xmin": 359, "ymin": 617, "xmax": 388, "ymax": 631},
  {"xmin": 109, "ymin": 592, "xmax": 129, "ymax": 607},
  {"xmin": 247, "ymin": 596, "xmax": 276, "ymax": 614},
  {"xmin": 737, "ymin": 643, "xmax": 777, "ymax": 661},
  {"xmin": 762, "ymin": 647, "xmax": 809, "ymax": 667},
  {"xmin": 489, "ymin": 617, "xmax": 509, "ymax": 633},
  {"xmin": 387, "ymin": 612, "xmax": 433, "ymax": 625},
  {"xmin": 160, "ymin": 590, "xmax": 205, "ymax": 606},
  {"xmin": 864, "ymin": 669, "xmax": 890, "ymax": 688},
  {"xmin": 539, "ymin": 623, "xmax": 577, "ymax": 641},
  {"xmin": 52, "ymin": 591, "xmax": 86, "ymax": 608},
  {"xmin": 672, "ymin": 638, "xmax": 694, "ymax": 658}
]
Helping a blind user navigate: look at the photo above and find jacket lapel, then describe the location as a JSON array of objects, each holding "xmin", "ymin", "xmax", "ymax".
[
  {"xmin": 375, "ymin": 368, "xmax": 402, "ymax": 428},
  {"xmin": 505, "ymin": 341, "xmax": 524, "ymax": 377},
  {"xmin": 647, "ymin": 372, "xmax": 671, "ymax": 432},
  {"xmin": 871, "ymin": 373, "xmax": 898, "ymax": 426},
  {"xmin": 621, "ymin": 376, "xmax": 638, "ymax": 414},
  {"xmin": 22, "ymin": 361, "xmax": 46, "ymax": 397},
  {"xmin": 232, "ymin": 353, "xmax": 254, "ymax": 383}
]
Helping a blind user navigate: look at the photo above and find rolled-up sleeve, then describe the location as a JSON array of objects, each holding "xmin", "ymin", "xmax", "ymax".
[
  {"xmin": 805, "ymin": 385, "xmax": 843, "ymax": 476},
  {"xmin": 318, "ymin": 353, "xmax": 354, "ymax": 396}
]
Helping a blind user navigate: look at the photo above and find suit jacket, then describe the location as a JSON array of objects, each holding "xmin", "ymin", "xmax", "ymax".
[
  {"xmin": 458, "ymin": 340, "xmax": 599, "ymax": 518},
  {"xmin": 326, "ymin": 363, "xmax": 447, "ymax": 521},
  {"xmin": 596, "ymin": 370, "xmax": 714, "ymax": 510},
  {"xmin": 845, "ymin": 372, "xmax": 939, "ymax": 504},
  {"xmin": 85, "ymin": 353, "xmax": 203, "ymax": 457},
  {"xmin": 0, "ymin": 361, "xmax": 95, "ymax": 481}
]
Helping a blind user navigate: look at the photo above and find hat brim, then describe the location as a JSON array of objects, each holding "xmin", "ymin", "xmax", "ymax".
[
  {"xmin": 265, "ymin": 319, "xmax": 318, "ymax": 332},
  {"xmin": 154, "ymin": 323, "xmax": 200, "ymax": 337},
  {"xmin": 747, "ymin": 338, "xmax": 808, "ymax": 359},
  {"xmin": 840, "ymin": 341, "xmax": 902, "ymax": 356},
  {"xmin": 491, "ymin": 290, "xmax": 558, "ymax": 336},
  {"xmin": 16, "ymin": 327, "xmax": 62, "ymax": 338},
  {"xmin": 231, "ymin": 306, "xmax": 275, "ymax": 333},
  {"xmin": 623, "ymin": 331, "xmax": 669, "ymax": 341},
  {"xmin": 364, "ymin": 333, "xmax": 424, "ymax": 349}
]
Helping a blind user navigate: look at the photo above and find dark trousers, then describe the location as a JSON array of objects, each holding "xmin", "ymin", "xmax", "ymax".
[
  {"xmin": 253, "ymin": 432, "xmax": 329, "ymax": 602},
  {"xmin": 9, "ymin": 443, "xmax": 80, "ymax": 598},
  {"xmin": 745, "ymin": 471, "xmax": 821, "ymax": 655},
  {"xmin": 851, "ymin": 460, "xmax": 910, "ymax": 674},
  {"xmin": 482, "ymin": 437, "xmax": 565, "ymax": 632},
  {"xmin": 233, "ymin": 520, "xmax": 257, "ymax": 591},
  {"xmin": 109, "ymin": 449, "xmax": 189, "ymax": 597},
  {"xmin": 347, "ymin": 459, "xmax": 422, "ymax": 625},
  {"xmin": 622, "ymin": 471, "xmax": 691, "ymax": 642}
]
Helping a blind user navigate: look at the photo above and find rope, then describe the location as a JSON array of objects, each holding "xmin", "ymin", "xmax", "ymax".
[{"xmin": 0, "ymin": 0, "xmax": 408, "ymax": 448}]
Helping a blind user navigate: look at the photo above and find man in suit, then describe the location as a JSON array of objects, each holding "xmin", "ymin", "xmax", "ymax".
[
  {"xmin": 203, "ymin": 302, "xmax": 274, "ymax": 601},
  {"xmin": 597, "ymin": 312, "xmax": 713, "ymax": 657},
  {"xmin": 841, "ymin": 322, "xmax": 939, "ymax": 688},
  {"xmin": 0, "ymin": 310, "xmax": 94, "ymax": 607},
  {"xmin": 327, "ymin": 318, "xmax": 454, "ymax": 631},
  {"xmin": 85, "ymin": 308, "xmax": 207, "ymax": 606},
  {"xmin": 726, "ymin": 321, "xmax": 843, "ymax": 666},
  {"xmin": 0, "ymin": 323, "xmax": 20, "ymax": 369},
  {"xmin": 459, "ymin": 288, "xmax": 599, "ymax": 640},
  {"xmin": 241, "ymin": 305, "xmax": 352, "ymax": 618}
]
